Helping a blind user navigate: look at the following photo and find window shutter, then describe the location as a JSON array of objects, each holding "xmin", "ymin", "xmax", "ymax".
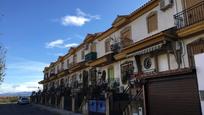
[
  {"xmin": 147, "ymin": 12, "xmax": 158, "ymax": 33},
  {"xmin": 121, "ymin": 27, "xmax": 133, "ymax": 48},
  {"xmin": 91, "ymin": 43, "xmax": 96, "ymax": 52}
]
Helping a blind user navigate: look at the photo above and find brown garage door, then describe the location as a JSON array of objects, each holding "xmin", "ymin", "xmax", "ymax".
[{"xmin": 146, "ymin": 73, "xmax": 201, "ymax": 115}]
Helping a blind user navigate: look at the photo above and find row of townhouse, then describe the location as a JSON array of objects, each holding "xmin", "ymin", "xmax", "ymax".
[{"xmin": 31, "ymin": 0, "xmax": 204, "ymax": 115}]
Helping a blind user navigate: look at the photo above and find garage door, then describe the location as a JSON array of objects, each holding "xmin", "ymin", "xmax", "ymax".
[{"xmin": 146, "ymin": 73, "xmax": 201, "ymax": 115}]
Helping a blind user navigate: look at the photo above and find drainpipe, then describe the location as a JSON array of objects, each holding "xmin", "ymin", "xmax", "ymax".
[
  {"xmin": 174, "ymin": 0, "xmax": 179, "ymax": 14},
  {"xmin": 180, "ymin": 40, "xmax": 186, "ymax": 68}
]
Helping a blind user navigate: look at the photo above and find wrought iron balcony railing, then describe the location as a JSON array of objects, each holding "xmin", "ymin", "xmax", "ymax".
[
  {"xmin": 85, "ymin": 52, "xmax": 97, "ymax": 61},
  {"xmin": 174, "ymin": 1, "xmax": 204, "ymax": 29}
]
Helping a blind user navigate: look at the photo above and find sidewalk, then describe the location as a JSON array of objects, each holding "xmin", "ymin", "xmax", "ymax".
[{"xmin": 32, "ymin": 104, "xmax": 82, "ymax": 115}]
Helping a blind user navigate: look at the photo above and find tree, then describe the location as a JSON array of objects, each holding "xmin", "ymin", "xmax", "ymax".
[
  {"xmin": 0, "ymin": 12, "xmax": 6, "ymax": 84},
  {"xmin": 0, "ymin": 45, "xmax": 6, "ymax": 84}
]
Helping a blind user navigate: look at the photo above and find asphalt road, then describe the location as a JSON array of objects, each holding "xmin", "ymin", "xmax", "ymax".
[{"xmin": 0, "ymin": 103, "xmax": 59, "ymax": 115}]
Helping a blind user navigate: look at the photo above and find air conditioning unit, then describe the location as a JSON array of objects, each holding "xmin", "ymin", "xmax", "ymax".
[{"xmin": 160, "ymin": 0, "xmax": 173, "ymax": 11}]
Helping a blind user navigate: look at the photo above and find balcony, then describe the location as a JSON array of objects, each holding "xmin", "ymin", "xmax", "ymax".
[
  {"xmin": 85, "ymin": 52, "xmax": 97, "ymax": 61},
  {"xmin": 174, "ymin": 1, "xmax": 204, "ymax": 29},
  {"xmin": 49, "ymin": 73, "xmax": 56, "ymax": 78},
  {"xmin": 111, "ymin": 38, "xmax": 133, "ymax": 53}
]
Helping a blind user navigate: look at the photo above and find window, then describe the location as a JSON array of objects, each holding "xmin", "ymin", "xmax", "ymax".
[
  {"xmin": 121, "ymin": 28, "xmax": 131, "ymax": 40},
  {"xmin": 61, "ymin": 62, "xmax": 64, "ymax": 71},
  {"xmin": 121, "ymin": 27, "xmax": 133, "ymax": 48},
  {"xmin": 46, "ymin": 73, "xmax": 48, "ymax": 78},
  {"xmin": 60, "ymin": 79, "xmax": 64, "ymax": 86},
  {"xmin": 57, "ymin": 65, "xmax": 60, "ymax": 73},
  {"xmin": 121, "ymin": 61, "xmax": 134, "ymax": 84},
  {"xmin": 200, "ymin": 90, "xmax": 204, "ymax": 101},
  {"xmin": 144, "ymin": 57, "xmax": 152, "ymax": 69},
  {"xmin": 105, "ymin": 39, "xmax": 111, "ymax": 52},
  {"xmin": 50, "ymin": 68, "xmax": 55, "ymax": 75},
  {"xmin": 108, "ymin": 66, "xmax": 114, "ymax": 82},
  {"xmin": 91, "ymin": 42, "xmax": 96, "ymax": 52},
  {"xmin": 81, "ymin": 50, "xmax": 85, "ymax": 60},
  {"xmin": 84, "ymin": 43, "xmax": 89, "ymax": 50},
  {"xmin": 67, "ymin": 59, "xmax": 69, "ymax": 68},
  {"xmin": 147, "ymin": 11, "xmax": 158, "ymax": 33},
  {"xmin": 90, "ymin": 68, "xmax": 96, "ymax": 83},
  {"xmin": 73, "ymin": 54, "xmax": 77, "ymax": 64}
]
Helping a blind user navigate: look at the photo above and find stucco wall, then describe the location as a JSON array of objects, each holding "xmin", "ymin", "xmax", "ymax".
[
  {"xmin": 195, "ymin": 53, "xmax": 204, "ymax": 114},
  {"xmin": 169, "ymin": 53, "xmax": 178, "ymax": 70},
  {"xmin": 158, "ymin": 54, "xmax": 169, "ymax": 72},
  {"xmin": 131, "ymin": 4, "xmax": 176, "ymax": 42}
]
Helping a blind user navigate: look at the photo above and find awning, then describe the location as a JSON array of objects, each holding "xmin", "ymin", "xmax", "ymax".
[{"xmin": 127, "ymin": 43, "xmax": 163, "ymax": 58}]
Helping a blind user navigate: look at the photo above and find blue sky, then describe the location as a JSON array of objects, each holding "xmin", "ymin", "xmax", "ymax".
[{"xmin": 0, "ymin": 0, "xmax": 148, "ymax": 93}]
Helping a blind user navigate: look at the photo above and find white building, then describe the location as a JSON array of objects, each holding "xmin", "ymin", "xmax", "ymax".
[{"xmin": 34, "ymin": 0, "xmax": 204, "ymax": 115}]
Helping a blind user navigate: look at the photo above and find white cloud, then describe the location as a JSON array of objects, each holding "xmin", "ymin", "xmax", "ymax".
[
  {"xmin": 61, "ymin": 8, "xmax": 100, "ymax": 26},
  {"xmin": 0, "ymin": 81, "xmax": 42, "ymax": 94},
  {"xmin": 46, "ymin": 39, "xmax": 78, "ymax": 49},
  {"xmin": 46, "ymin": 39, "xmax": 64, "ymax": 48},
  {"xmin": 65, "ymin": 43, "xmax": 79, "ymax": 48},
  {"xmin": 62, "ymin": 16, "xmax": 90, "ymax": 26},
  {"xmin": 1, "ymin": 58, "xmax": 46, "ymax": 94},
  {"xmin": 76, "ymin": 8, "xmax": 101, "ymax": 20}
]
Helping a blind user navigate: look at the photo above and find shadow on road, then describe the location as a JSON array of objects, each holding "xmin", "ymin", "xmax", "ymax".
[{"xmin": 0, "ymin": 103, "xmax": 59, "ymax": 115}]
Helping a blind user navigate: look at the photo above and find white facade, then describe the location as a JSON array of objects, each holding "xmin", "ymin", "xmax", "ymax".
[
  {"xmin": 131, "ymin": 5, "xmax": 175, "ymax": 42},
  {"xmin": 195, "ymin": 53, "xmax": 204, "ymax": 114},
  {"xmin": 42, "ymin": 0, "xmax": 203, "ymax": 93}
]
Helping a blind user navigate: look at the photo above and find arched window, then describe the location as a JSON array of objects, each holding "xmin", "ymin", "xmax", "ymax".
[{"xmin": 147, "ymin": 11, "xmax": 158, "ymax": 33}]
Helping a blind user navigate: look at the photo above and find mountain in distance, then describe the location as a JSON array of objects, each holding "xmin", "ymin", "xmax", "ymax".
[{"xmin": 0, "ymin": 92, "xmax": 32, "ymax": 97}]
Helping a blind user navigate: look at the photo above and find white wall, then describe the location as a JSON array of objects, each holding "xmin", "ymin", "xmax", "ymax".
[
  {"xmin": 131, "ymin": 5, "xmax": 176, "ymax": 43},
  {"xmin": 158, "ymin": 54, "xmax": 169, "ymax": 72},
  {"xmin": 76, "ymin": 48, "xmax": 85, "ymax": 63},
  {"xmin": 175, "ymin": 0, "xmax": 186, "ymax": 13},
  {"xmin": 69, "ymin": 55, "xmax": 73, "ymax": 63},
  {"xmin": 195, "ymin": 53, "xmax": 204, "ymax": 115},
  {"xmin": 97, "ymin": 2, "xmax": 177, "ymax": 58},
  {"xmin": 63, "ymin": 59, "xmax": 68, "ymax": 69},
  {"xmin": 169, "ymin": 53, "xmax": 178, "ymax": 70}
]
